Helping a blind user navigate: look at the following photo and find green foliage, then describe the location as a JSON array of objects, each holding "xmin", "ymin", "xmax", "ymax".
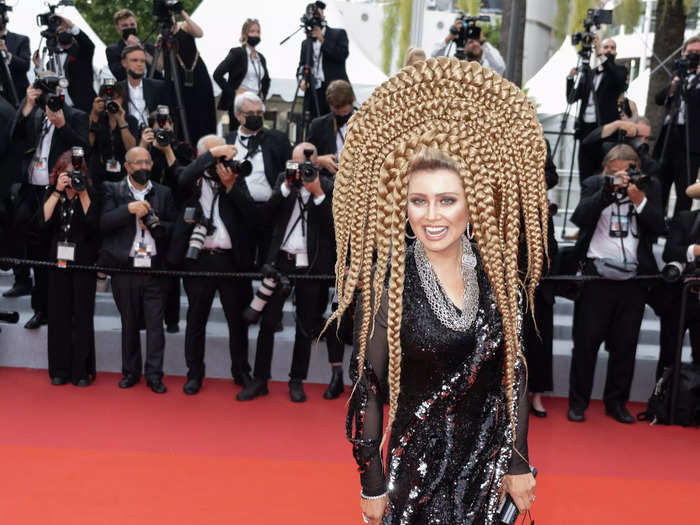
[
  {"xmin": 72, "ymin": 0, "xmax": 202, "ymax": 45},
  {"xmin": 396, "ymin": 0, "xmax": 413, "ymax": 71},
  {"xmin": 381, "ymin": 0, "xmax": 400, "ymax": 75},
  {"xmin": 553, "ymin": 0, "xmax": 570, "ymax": 46},
  {"xmin": 455, "ymin": 0, "xmax": 483, "ymax": 15},
  {"xmin": 568, "ymin": 0, "xmax": 596, "ymax": 35},
  {"xmin": 614, "ymin": 0, "xmax": 643, "ymax": 34},
  {"xmin": 482, "ymin": 18, "xmax": 501, "ymax": 49}
]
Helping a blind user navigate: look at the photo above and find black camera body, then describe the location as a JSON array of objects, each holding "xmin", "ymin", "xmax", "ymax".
[
  {"xmin": 603, "ymin": 163, "xmax": 649, "ymax": 194},
  {"xmin": 142, "ymin": 209, "xmax": 165, "ymax": 240},
  {"xmin": 33, "ymin": 76, "xmax": 64, "ymax": 112},
  {"xmin": 153, "ymin": 0, "xmax": 183, "ymax": 30},
  {"xmin": 301, "ymin": 3, "xmax": 324, "ymax": 34},
  {"xmin": 675, "ymin": 53, "xmax": 700, "ymax": 77},
  {"xmin": 450, "ymin": 12, "xmax": 490, "ymax": 60},
  {"xmin": 37, "ymin": 1, "xmax": 74, "ymax": 51},
  {"xmin": 285, "ymin": 150, "xmax": 318, "ymax": 189},
  {"xmin": 102, "ymin": 79, "xmax": 119, "ymax": 114},
  {"xmin": 69, "ymin": 146, "xmax": 86, "ymax": 191},
  {"xmin": 218, "ymin": 157, "xmax": 253, "ymax": 177},
  {"xmin": 571, "ymin": 8, "xmax": 613, "ymax": 61}
]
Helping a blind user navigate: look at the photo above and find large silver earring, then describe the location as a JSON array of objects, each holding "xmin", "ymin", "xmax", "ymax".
[
  {"xmin": 466, "ymin": 222, "xmax": 474, "ymax": 240},
  {"xmin": 406, "ymin": 218, "xmax": 416, "ymax": 240}
]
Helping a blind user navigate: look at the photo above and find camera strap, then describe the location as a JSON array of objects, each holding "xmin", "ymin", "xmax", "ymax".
[
  {"xmin": 281, "ymin": 195, "xmax": 310, "ymax": 248},
  {"xmin": 28, "ymin": 117, "xmax": 52, "ymax": 179}
]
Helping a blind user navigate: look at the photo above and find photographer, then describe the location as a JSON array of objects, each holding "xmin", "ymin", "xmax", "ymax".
[
  {"xmin": 238, "ymin": 143, "xmax": 335, "ymax": 403},
  {"xmin": 653, "ymin": 36, "xmax": 700, "ymax": 216},
  {"xmin": 213, "ymin": 18, "xmax": 271, "ymax": 131},
  {"xmin": 12, "ymin": 76, "xmax": 88, "ymax": 329},
  {"xmin": 225, "ymin": 92, "xmax": 291, "ymax": 268},
  {"xmin": 657, "ymin": 180, "xmax": 700, "ymax": 379},
  {"xmin": 117, "ymin": 45, "xmax": 172, "ymax": 129},
  {"xmin": 106, "ymin": 9, "xmax": 157, "ymax": 82},
  {"xmin": 430, "ymin": 17, "xmax": 505, "ymax": 75},
  {"xmin": 41, "ymin": 150, "xmax": 100, "ymax": 387},
  {"xmin": 87, "ymin": 81, "xmax": 138, "ymax": 186},
  {"xmin": 32, "ymin": 16, "xmax": 96, "ymax": 113},
  {"xmin": 567, "ymin": 145, "xmax": 664, "ymax": 424},
  {"xmin": 298, "ymin": 1, "xmax": 349, "ymax": 119},
  {"xmin": 307, "ymin": 79, "xmax": 354, "ymax": 179},
  {"xmin": 168, "ymin": 136, "xmax": 257, "ymax": 395},
  {"xmin": 99, "ymin": 147, "xmax": 177, "ymax": 393},
  {"xmin": 567, "ymin": 36, "xmax": 628, "ymax": 183},
  {"xmin": 0, "ymin": 7, "xmax": 30, "ymax": 102},
  {"xmin": 139, "ymin": 107, "xmax": 194, "ymax": 189}
]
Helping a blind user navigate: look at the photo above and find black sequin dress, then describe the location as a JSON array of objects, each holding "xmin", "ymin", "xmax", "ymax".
[{"xmin": 347, "ymin": 244, "xmax": 530, "ymax": 525}]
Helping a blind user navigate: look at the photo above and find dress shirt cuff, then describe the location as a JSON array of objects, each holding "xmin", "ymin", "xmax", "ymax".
[
  {"xmin": 280, "ymin": 182, "xmax": 291, "ymax": 198},
  {"xmin": 69, "ymin": 26, "xmax": 80, "ymax": 36},
  {"xmin": 634, "ymin": 197, "xmax": 647, "ymax": 214},
  {"xmin": 313, "ymin": 193, "xmax": 325, "ymax": 206},
  {"xmin": 687, "ymin": 245, "xmax": 697, "ymax": 263}
]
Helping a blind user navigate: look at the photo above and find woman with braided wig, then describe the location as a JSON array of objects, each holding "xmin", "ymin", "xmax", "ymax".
[{"xmin": 328, "ymin": 57, "xmax": 548, "ymax": 524}]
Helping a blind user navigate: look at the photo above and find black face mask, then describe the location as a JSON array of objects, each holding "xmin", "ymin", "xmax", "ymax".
[
  {"xmin": 246, "ymin": 36, "xmax": 260, "ymax": 48},
  {"xmin": 244, "ymin": 115, "xmax": 263, "ymax": 132},
  {"xmin": 334, "ymin": 110, "xmax": 353, "ymax": 127},
  {"xmin": 57, "ymin": 31, "xmax": 73, "ymax": 47},
  {"xmin": 131, "ymin": 169, "xmax": 150, "ymax": 185},
  {"xmin": 127, "ymin": 69, "xmax": 144, "ymax": 80},
  {"xmin": 605, "ymin": 52, "xmax": 616, "ymax": 63},
  {"xmin": 122, "ymin": 27, "xmax": 138, "ymax": 41}
]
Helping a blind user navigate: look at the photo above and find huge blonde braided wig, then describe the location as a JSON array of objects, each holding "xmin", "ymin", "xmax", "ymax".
[{"xmin": 329, "ymin": 57, "xmax": 548, "ymax": 443}]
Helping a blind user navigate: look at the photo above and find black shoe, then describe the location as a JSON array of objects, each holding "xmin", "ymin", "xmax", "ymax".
[
  {"xmin": 3, "ymin": 282, "xmax": 32, "ymax": 298},
  {"xmin": 166, "ymin": 323, "xmax": 179, "ymax": 334},
  {"xmin": 531, "ymin": 404, "xmax": 547, "ymax": 418},
  {"xmin": 183, "ymin": 378, "xmax": 202, "ymax": 395},
  {"xmin": 147, "ymin": 379, "xmax": 167, "ymax": 394},
  {"xmin": 24, "ymin": 312, "xmax": 48, "ymax": 329},
  {"xmin": 75, "ymin": 377, "xmax": 91, "ymax": 387},
  {"xmin": 234, "ymin": 372, "xmax": 253, "ymax": 388},
  {"xmin": 51, "ymin": 376, "xmax": 69, "ymax": 386},
  {"xmin": 567, "ymin": 408, "xmax": 585, "ymax": 422},
  {"xmin": 118, "ymin": 375, "xmax": 139, "ymax": 389},
  {"xmin": 289, "ymin": 379, "xmax": 306, "ymax": 403},
  {"xmin": 323, "ymin": 368, "xmax": 345, "ymax": 399},
  {"xmin": 236, "ymin": 378, "xmax": 269, "ymax": 401},
  {"xmin": 605, "ymin": 404, "xmax": 635, "ymax": 424}
]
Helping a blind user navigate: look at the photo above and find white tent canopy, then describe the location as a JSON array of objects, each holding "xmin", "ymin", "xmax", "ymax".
[{"xmin": 191, "ymin": 0, "xmax": 388, "ymax": 104}]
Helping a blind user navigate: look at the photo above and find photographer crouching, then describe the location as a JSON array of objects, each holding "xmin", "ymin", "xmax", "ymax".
[
  {"xmin": 169, "ymin": 136, "xmax": 257, "ymax": 395},
  {"xmin": 41, "ymin": 149, "xmax": 100, "ymax": 386},
  {"xmin": 238, "ymin": 143, "xmax": 334, "ymax": 402},
  {"xmin": 99, "ymin": 147, "xmax": 177, "ymax": 393},
  {"xmin": 567, "ymin": 144, "xmax": 664, "ymax": 424}
]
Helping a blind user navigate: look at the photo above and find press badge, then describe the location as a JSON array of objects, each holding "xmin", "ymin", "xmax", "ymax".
[
  {"xmin": 105, "ymin": 158, "xmax": 121, "ymax": 173},
  {"xmin": 34, "ymin": 157, "xmax": 47, "ymax": 170},
  {"xmin": 295, "ymin": 252, "xmax": 309, "ymax": 268},
  {"xmin": 609, "ymin": 209, "xmax": 629, "ymax": 239},
  {"xmin": 57, "ymin": 242, "xmax": 76, "ymax": 264},
  {"xmin": 133, "ymin": 242, "xmax": 152, "ymax": 268}
]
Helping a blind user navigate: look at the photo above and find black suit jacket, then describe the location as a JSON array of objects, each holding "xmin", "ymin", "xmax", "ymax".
[
  {"xmin": 566, "ymin": 60, "xmax": 627, "ymax": 133},
  {"xmin": 117, "ymin": 78, "xmax": 173, "ymax": 124},
  {"xmin": 63, "ymin": 30, "xmax": 96, "ymax": 113},
  {"xmin": 266, "ymin": 174, "xmax": 335, "ymax": 274},
  {"xmin": 167, "ymin": 151, "xmax": 258, "ymax": 269},
  {"xmin": 663, "ymin": 209, "xmax": 700, "ymax": 264},
  {"xmin": 12, "ymin": 102, "xmax": 89, "ymax": 182},
  {"xmin": 0, "ymin": 94, "xmax": 19, "ymax": 198},
  {"xmin": 570, "ymin": 174, "xmax": 665, "ymax": 275},
  {"xmin": 299, "ymin": 26, "xmax": 349, "ymax": 85},
  {"xmin": 1, "ymin": 31, "xmax": 30, "ymax": 101},
  {"xmin": 653, "ymin": 78, "xmax": 700, "ymax": 156},
  {"xmin": 106, "ymin": 40, "xmax": 158, "ymax": 82},
  {"xmin": 213, "ymin": 46, "xmax": 271, "ymax": 111},
  {"xmin": 98, "ymin": 178, "xmax": 177, "ymax": 268},
  {"xmin": 224, "ymin": 128, "xmax": 292, "ymax": 189}
]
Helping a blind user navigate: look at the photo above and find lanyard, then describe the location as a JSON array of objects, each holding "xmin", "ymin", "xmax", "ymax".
[{"xmin": 281, "ymin": 194, "xmax": 310, "ymax": 247}]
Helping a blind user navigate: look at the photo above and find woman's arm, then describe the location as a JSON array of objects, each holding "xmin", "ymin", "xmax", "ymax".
[
  {"xmin": 180, "ymin": 12, "xmax": 204, "ymax": 38},
  {"xmin": 43, "ymin": 190, "xmax": 62, "ymax": 223}
]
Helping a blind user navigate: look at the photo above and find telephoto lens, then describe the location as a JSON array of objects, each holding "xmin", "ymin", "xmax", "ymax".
[{"xmin": 186, "ymin": 223, "xmax": 208, "ymax": 260}]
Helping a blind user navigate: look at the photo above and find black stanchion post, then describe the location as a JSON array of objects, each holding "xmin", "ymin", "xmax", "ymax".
[{"xmin": 669, "ymin": 276, "xmax": 699, "ymax": 425}]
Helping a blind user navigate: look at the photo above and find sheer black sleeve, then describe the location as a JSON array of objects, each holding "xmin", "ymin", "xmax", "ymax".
[
  {"xmin": 508, "ymin": 355, "xmax": 531, "ymax": 475},
  {"xmin": 346, "ymin": 290, "xmax": 389, "ymax": 497}
]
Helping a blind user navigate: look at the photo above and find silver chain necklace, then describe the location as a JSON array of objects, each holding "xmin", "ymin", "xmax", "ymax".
[{"xmin": 414, "ymin": 235, "xmax": 479, "ymax": 332}]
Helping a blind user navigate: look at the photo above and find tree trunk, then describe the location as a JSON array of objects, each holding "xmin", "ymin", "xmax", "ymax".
[
  {"xmin": 646, "ymin": 0, "xmax": 686, "ymax": 150},
  {"xmin": 499, "ymin": 0, "xmax": 527, "ymax": 85}
]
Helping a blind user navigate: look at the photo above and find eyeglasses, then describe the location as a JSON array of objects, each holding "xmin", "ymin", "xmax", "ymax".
[
  {"xmin": 241, "ymin": 110, "xmax": 264, "ymax": 117},
  {"xmin": 127, "ymin": 159, "xmax": 153, "ymax": 167},
  {"xmin": 245, "ymin": 18, "xmax": 259, "ymax": 24}
]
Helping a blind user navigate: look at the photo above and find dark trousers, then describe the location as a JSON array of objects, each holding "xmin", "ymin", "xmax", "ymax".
[
  {"xmin": 655, "ymin": 283, "xmax": 700, "ymax": 379},
  {"xmin": 325, "ymin": 315, "xmax": 346, "ymax": 364},
  {"xmin": 658, "ymin": 125, "xmax": 700, "ymax": 216},
  {"xmin": 303, "ymin": 82, "xmax": 330, "ymax": 121},
  {"xmin": 253, "ymin": 253, "xmax": 330, "ymax": 381},
  {"xmin": 47, "ymin": 268, "xmax": 97, "ymax": 383},
  {"xmin": 576, "ymin": 122, "xmax": 599, "ymax": 186},
  {"xmin": 111, "ymin": 272, "xmax": 166, "ymax": 381},
  {"xmin": 164, "ymin": 277, "xmax": 180, "ymax": 327},
  {"xmin": 569, "ymin": 277, "xmax": 646, "ymax": 411},
  {"xmin": 251, "ymin": 203, "xmax": 273, "ymax": 269},
  {"xmin": 182, "ymin": 252, "xmax": 252, "ymax": 380},
  {"xmin": 523, "ymin": 285, "xmax": 554, "ymax": 393}
]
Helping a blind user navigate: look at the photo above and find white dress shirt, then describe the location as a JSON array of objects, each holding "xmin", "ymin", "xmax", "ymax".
[
  {"xmin": 128, "ymin": 80, "xmax": 148, "ymax": 127},
  {"xmin": 336, "ymin": 122, "xmax": 347, "ymax": 158},
  {"xmin": 235, "ymin": 132, "xmax": 271, "ymax": 202},
  {"xmin": 587, "ymin": 195, "xmax": 647, "ymax": 262},
  {"xmin": 430, "ymin": 40, "xmax": 505, "ymax": 76},
  {"xmin": 127, "ymin": 178, "xmax": 157, "ymax": 257},
  {"xmin": 583, "ymin": 71, "xmax": 604, "ymax": 123},
  {"xmin": 199, "ymin": 178, "xmax": 232, "ymax": 250},
  {"xmin": 239, "ymin": 46, "xmax": 263, "ymax": 94},
  {"xmin": 311, "ymin": 27, "xmax": 327, "ymax": 89},
  {"xmin": 279, "ymin": 183, "xmax": 325, "ymax": 255},
  {"xmin": 30, "ymin": 118, "xmax": 55, "ymax": 186}
]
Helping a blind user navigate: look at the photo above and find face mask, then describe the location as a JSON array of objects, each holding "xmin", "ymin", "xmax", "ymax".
[
  {"xmin": 127, "ymin": 69, "xmax": 144, "ymax": 80},
  {"xmin": 57, "ymin": 31, "xmax": 73, "ymax": 47},
  {"xmin": 334, "ymin": 110, "xmax": 353, "ymax": 127},
  {"xmin": 244, "ymin": 115, "xmax": 263, "ymax": 132},
  {"xmin": 122, "ymin": 27, "xmax": 137, "ymax": 41},
  {"xmin": 605, "ymin": 52, "xmax": 615, "ymax": 63},
  {"xmin": 246, "ymin": 36, "xmax": 260, "ymax": 48},
  {"xmin": 131, "ymin": 169, "xmax": 150, "ymax": 185}
]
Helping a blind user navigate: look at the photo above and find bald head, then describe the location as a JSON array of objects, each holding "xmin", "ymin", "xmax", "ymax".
[
  {"xmin": 602, "ymin": 38, "xmax": 617, "ymax": 58},
  {"xmin": 292, "ymin": 142, "xmax": 318, "ymax": 163},
  {"xmin": 125, "ymin": 146, "xmax": 151, "ymax": 164},
  {"xmin": 197, "ymin": 134, "xmax": 225, "ymax": 155}
]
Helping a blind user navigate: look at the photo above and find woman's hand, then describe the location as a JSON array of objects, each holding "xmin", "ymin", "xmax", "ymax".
[
  {"xmin": 56, "ymin": 173, "xmax": 70, "ymax": 192},
  {"xmin": 360, "ymin": 494, "xmax": 388, "ymax": 524},
  {"xmin": 502, "ymin": 473, "xmax": 536, "ymax": 514}
]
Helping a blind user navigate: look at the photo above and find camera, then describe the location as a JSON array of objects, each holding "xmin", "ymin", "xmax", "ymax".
[
  {"xmin": 604, "ymin": 163, "xmax": 649, "ymax": 193},
  {"xmin": 69, "ymin": 146, "xmax": 86, "ymax": 191},
  {"xmin": 450, "ymin": 12, "xmax": 490, "ymax": 60},
  {"xmin": 37, "ymin": 1, "xmax": 74, "ymax": 51},
  {"xmin": 33, "ymin": 76, "xmax": 65, "ymax": 112},
  {"xmin": 142, "ymin": 209, "xmax": 166, "ymax": 240},
  {"xmin": 301, "ymin": 2, "xmax": 324, "ymax": 35},
  {"xmin": 183, "ymin": 206, "xmax": 214, "ymax": 260},
  {"xmin": 675, "ymin": 53, "xmax": 700, "ymax": 77},
  {"xmin": 285, "ymin": 150, "xmax": 318, "ymax": 189},
  {"xmin": 151, "ymin": 106, "xmax": 174, "ymax": 147},
  {"xmin": 102, "ymin": 78, "xmax": 120, "ymax": 114},
  {"xmin": 218, "ymin": 157, "xmax": 253, "ymax": 177},
  {"xmin": 153, "ymin": 0, "xmax": 183, "ymax": 30},
  {"xmin": 243, "ymin": 264, "xmax": 292, "ymax": 324},
  {"xmin": 571, "ymin": 8, "xmax": 613, "ymax": 62}
]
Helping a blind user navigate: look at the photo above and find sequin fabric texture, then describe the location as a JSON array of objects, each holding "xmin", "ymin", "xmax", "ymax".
[{"xmin": 347, "ymin": 244, "xmax": 529, "ymax": 525}]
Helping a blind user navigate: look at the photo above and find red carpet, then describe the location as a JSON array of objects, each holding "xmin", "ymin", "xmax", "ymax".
[{"xmin": 0, "ymin": 367, "xmax": 697, "ymax": 524}]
